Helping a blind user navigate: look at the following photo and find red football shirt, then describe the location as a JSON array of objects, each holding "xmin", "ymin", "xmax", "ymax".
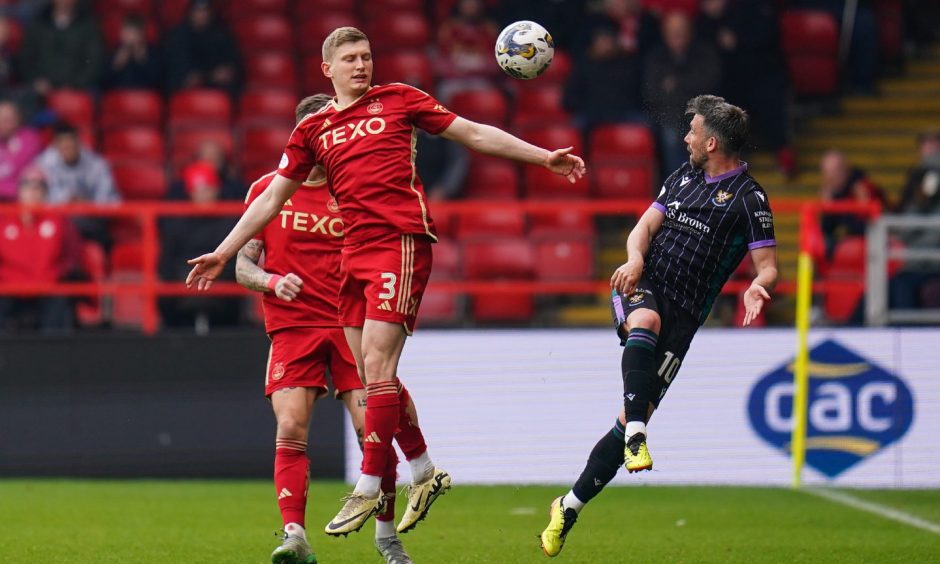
[
  {"xmin": 277, "ymin": 83, "xmax": 457, "ymax": 245},
  {"xmin": 245, "ymin": 171, "xmax": 345, "ymax": 332},
  {"xmin": 0, "ymin": 213, "xmax": 78, "ymax": 284}
]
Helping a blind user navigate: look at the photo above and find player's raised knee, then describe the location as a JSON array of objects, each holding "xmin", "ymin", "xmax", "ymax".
[{"xmin": 626, "ymin": 309, "xmax": 661, "ymax": 334}]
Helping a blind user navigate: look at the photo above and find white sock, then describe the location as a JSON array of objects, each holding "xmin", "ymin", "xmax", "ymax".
[
  {"xmin": 562, "ymin": 491, "xmax": 585, "ymax": 513},
  {"xmin": 625, "ymin": 421, "xmax": 647, "ymax": 439},
  {"xmin": 375, "ymin": 519, "xmax": 396, "ymax": 540},
  {"xmin": 284, "ymin": 522, "xmax": 307, "ymax": 540},
  {"xmin": 409, "ymin": 451, "xmax": 434, "ymax": 484},
  {"xmin": 354, "ymin": 473, "xmax": 382, "ymax": 496}
]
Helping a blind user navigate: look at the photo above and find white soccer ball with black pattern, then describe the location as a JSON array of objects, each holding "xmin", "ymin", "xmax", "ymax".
[{"xmin": 495, "ymin": 20, "xmax": 555, "ymax": 80}]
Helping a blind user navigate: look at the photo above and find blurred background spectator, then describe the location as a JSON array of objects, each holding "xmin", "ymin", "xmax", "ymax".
[
  {"xmin": 104, "ymin": 13, "xmax": 162, "ymax": 91},
  {"xmin": 0, "ymin": 166, "xmax": 82, "ymax": 334},
  {"xmin": 695, "ymin": 0, "xmax": 795, "ymax": 177},
  {"xmin": 818, "ymin": 149, "xmax": 887, "ymax": 258},
  {"xmin": 17, "ymin": 0, "xmax": 104, "ymax": 97},
  {"xmin": 0, "ymin": 99, "xmax": 42, "ymax": 201},
  {"xmin": 890, "ymin": 130, "xmax": 940, "ymax": 311},
  {"xmin": 168, "ymin": 138, "xmax": 243, "ymax": 201},
  {"xmin": 165, "ymin": 0, "xmax": 241, "ymax": 97},
  {"xmin": 435, "ymin": 0, "xmax": 502, "ymax": 102},
  {"xmin": 416, "ymin": 131, "xmax": 469, "ymax": 201},
  {"xmin": 158, "ymin": 160, "xmax": 239, "ymax": 331},
  {"xmin": 563, "ymin": 22, "xmax": 643, "ymax": 134},
  {"xmin": 580, "ymin": 0, "xmax": 660, "ymax": 58},
  {"xmin": 643, "ymin": 11, "xmax": 721, "ymax": 179}
]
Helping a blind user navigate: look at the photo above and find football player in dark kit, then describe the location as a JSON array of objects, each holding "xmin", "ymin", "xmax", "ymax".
[{"xmin": 540, "ymin": 95, "xmax": 779, "ymax": 557}]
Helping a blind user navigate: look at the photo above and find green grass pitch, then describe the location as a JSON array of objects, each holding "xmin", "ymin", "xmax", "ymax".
[{"xmin": 1, "ymin": 480, "xmax": 938, "ymax": 563}]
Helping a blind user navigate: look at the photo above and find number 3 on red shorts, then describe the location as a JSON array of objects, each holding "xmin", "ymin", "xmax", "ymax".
[{"xmin": 379, "ymin": 272, "xmax": 397, "ymax": 300}]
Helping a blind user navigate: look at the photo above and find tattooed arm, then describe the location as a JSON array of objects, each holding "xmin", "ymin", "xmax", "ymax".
[
  {"xmin": 236, "ymin": 239, "xmax": 304, "ymax": 301},
  {"xmin": 235, "ymin": 239, "xmax": 272, "ymax": 293}
]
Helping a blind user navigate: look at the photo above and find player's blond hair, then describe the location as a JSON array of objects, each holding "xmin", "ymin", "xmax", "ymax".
[
  {"xmin": 295, "ymin": 93, "xmax": 332, "ymax": 123},
  {"xmin": 321, "ymin": 26, "xmax": 369, "ymax": 62}
]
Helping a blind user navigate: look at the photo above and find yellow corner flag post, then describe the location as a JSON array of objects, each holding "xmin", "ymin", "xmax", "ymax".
[{"xmin": 791, "ymin": 206, "xmax": 814, "ymax": 489}]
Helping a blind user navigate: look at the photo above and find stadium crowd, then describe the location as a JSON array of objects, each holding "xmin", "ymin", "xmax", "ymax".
[{"xmin": 0, "ymin": 0, "xmax": 937, "ymax": 332}]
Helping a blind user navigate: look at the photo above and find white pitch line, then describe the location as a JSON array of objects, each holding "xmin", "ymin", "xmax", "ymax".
[{"xmin": 804, "ymin": 487, "xmax": 940, "ymax": 536}]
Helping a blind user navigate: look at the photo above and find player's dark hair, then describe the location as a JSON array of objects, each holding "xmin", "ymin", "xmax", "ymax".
[
  {"xmin": 51, "ymin": 121, "xmax": 79, "ymax": 137},
  {"xmin": 295, "ymin": 93, "xmax": 332, "ymax": 123},
  {"xmin": 685, "ymin": 95, "xmax": 749, "ymax": 155}
]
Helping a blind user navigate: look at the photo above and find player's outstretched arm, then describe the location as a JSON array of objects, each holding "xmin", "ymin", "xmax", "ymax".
[
  {"xmin": 611, "ymin": 207, "xmax": 665, "ymax": 294},
  {"xmin": 186, "ymin": 174, "xmax": 301, "ymax": 291},
  {"xmin": 235, "ymin": 240, "xmax": 304, "ymax": 302},
  {"xmin": 439, "ymin": 116, "xmax": 586, "ymax": 182},
  {"xmin": 742, "ymin": 246, "xmax": 778, "ymax": 327}
]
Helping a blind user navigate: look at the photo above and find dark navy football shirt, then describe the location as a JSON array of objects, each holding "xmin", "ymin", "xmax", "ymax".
[{"xmin": 643, "ymin": 161, "xmax": 776, "ymax": 324}]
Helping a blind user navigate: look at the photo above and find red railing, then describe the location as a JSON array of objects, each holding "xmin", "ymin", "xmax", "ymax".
[{"xmin": 0, "ymin": 198, "xmax": 883, "ymax": 334}]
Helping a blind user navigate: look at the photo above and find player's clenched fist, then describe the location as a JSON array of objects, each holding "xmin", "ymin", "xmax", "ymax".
[{"xmin": 271, "ymin": 273, "xmax": 303, "ymax": 302}]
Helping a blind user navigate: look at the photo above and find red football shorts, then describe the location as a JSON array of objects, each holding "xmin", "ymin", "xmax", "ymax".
[
  {"xmin": 339, "ymin": 233, "xmax": 433, "ymax": 335},
  {"xmin": 265, "ymin": 326, "xmax": 362, "ymax": 398}
]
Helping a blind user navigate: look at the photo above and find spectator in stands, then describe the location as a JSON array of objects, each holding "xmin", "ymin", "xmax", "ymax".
[
  {"xmin": 165, "ymin": 0, "xmax": 241, "ymax": 97},
  {"xmin": 889, "ymin": 130, "xmax": 940, "ymax": 310},
  {"xmin": 104, "ymin": 13, "xmax": 162, "ymax": 91},
  {"xmin": 818, "ymin": 149, "xmax": 887, "ymax": 258},
  {"xmin": 579, "ymin": 0, "xmax": 660, "ymax": 58},
  {"xmin": 696, "ymin": 0, "xmax": 796, "ymax": 177},
  {"xmin": 0, "ymin": 166, "xmax": 82, "ymax": 334},
  {"xmin": 642, "ymin": 11, "xmax": 721, "ymax": 179},
  {"xmin": 16, "ymin": 0, "xmax": 104, "ymax": 96},
  {"xmin": 563, "ymin": 22, "xmax": 643, "ymax": 133},
  {"xmin": 0, "ymin": 99, "xmax": 42, "ymax": 201},
  {"xmin": 35, "ymin": 122, "xmax": 119, "ymax": 246},
  {"xmin": 168, "ymin": 139, "xmax": 243, "ymax": 201},
  {"xmin": 435, "ymin": 0, "xmax": 501, "ymax": 102},
  {"xmin": 159, "ymin": 160, "xmax": 240, "ymax": 330}
]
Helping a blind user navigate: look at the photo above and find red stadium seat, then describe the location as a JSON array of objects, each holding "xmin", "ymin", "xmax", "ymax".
[
  {"xmin": 102, "ymin": 127, "xmax": 165, "ymax": 164},
  {"xmin": 293, "ymin": 0, "xmax": 355, "ymax": 20},
  {"xmin": 472, "ymin": 292, "xmax": 533, "ymax": 323},
  {"xmin": 170, "ymin": 128, "xmax": 234, "ymax": 168},
  {"xmin": 528, "ymin": 210, "xmax": 594, "ymax": 239},
  {"xmin": 168, "ymin": 89, "xmax": 232, "ymax": 131},
  {"xmin": 296, "ymin": 11, "xmax": 359, "ymax": 55},
  {"xmin": 533, "ymin": 236, "xmax": 595, "ymax": 281},
  {"xmin": 521, "ymin": 125, "xmax": 583, "ymax": 158},
  {"xmin": 110, "ymin": 241, "xmax": 146, "ymax": 329},
  {"xmin": 233, "ymin": 15, "xmax": 293, "ymax": 52},
  {"xmin": 242, "ymin": 163, "xmax": 277, "ymax": 186},
  {"xmin": 523, "ymin": 165, "xmax": 589, "ymax": 199},
  {"xmin": 642, "ymin": 0, "xmax": 698, "ymax": 16},
  {"xmin": 449, "ymin": 88, "xmax": 508, "ymax": 127},
  {"xmin": 239, "ymin": 124, "xmax": 292, "ymax": 172},
  {"xmin": 589, "ymin": 124, "xmax": 656, "ymax": 164},
  {"xmin": 512, "ymin": 84, "xmax": 569, "ymax": 128},
  {"xmin": 158, "ymin": 0, "xmax": 188, "ymax": 28},
  {"xmin": 301, "ymin": 55, "xmax": 335, "ymax": 95},
  {"xmin": 238, "ymin": 90, "xmax": 297, "ymax": 125},
  {"xmin": 463, "ymin": 159, "xmax": 519, "ymax": 199},
  {"xmin": 220, "ymin": 0, "xmax": 288, "ymax": 20},
  {"xmin": 593, "ymin": 163, "xmax": 654, "ymax": 199},
  {"xmin": 365, "ymin": 12, "xmax": 430, "ymax": 52},
  {"xmin": 112, "ymin": 162, "xmax": 167, "ymax": 200},
  {"xmin": 456, "ymin": 208, "xmax": 525, "ymax": 238},
  {"xmin": 419, "ymin": 240, "xmax": 462, "ymax": 326},
  {"xmin": 780, "ymin": 10, "xmax": 839, "ymax": 96},
  {"xmin": 99, "ymin": 90, "xmax": 163, "ymax": 130},
  {"xmin": 433, "ymin": 239, "xmax": 460, "ymax": 278},
  {"xmin": 2, "ymin": 16, "xmax": 23, "ymax": 53},
  {"xmin": 48, "ymin": 89, "xmax": 95, "ymax": 127},
  {"xmin": 432, "ymin": 0, "xmax": 499, "ymax": 24},
  {"xmin": 462, "ymin": 238, "xmax": 534, "ymax": 280},
  {"xmin": 244, "ymin": 53, "xmax": 298, "ymax": 93},
  {"xmin": 876, "ymin": 0, "xmax": 904, "ymax": 63},
  {"xmin": 95, "ymin": 0, "xmax": 154, "ymax": 17},
  {"xmin": 362, "ymin": 0, "xmax": 424, "ymax": 12},
  {"xmin": 372, "ymin": 51, "xmax": 433, "ymax": 89}
]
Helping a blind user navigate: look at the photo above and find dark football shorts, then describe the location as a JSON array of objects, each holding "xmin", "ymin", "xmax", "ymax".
[{"xmin": 610, "ymin": 275, "xmax": 700, "ymax": 407}]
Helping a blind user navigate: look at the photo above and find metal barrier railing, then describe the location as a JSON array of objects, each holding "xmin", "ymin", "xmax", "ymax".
[{"xmin": 866, "ymin": 215, "xmax": 940, "ymax": 325}]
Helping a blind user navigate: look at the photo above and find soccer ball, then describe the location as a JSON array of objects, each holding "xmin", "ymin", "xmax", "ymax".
[{"xmin": 495, "ymin": 20, "xmax": 555, "ymax": 80}]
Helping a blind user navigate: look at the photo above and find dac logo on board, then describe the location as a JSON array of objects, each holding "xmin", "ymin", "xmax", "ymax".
[{"xmin": 747, "ymin": 339, "xmax": 914, "ymax": 478}]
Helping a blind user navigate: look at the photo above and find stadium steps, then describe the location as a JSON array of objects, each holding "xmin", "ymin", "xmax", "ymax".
[{"xmin": 557, "ymin": 45, "xmax": 940, "ymax": 327}]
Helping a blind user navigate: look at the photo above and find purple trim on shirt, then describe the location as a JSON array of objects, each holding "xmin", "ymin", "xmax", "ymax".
[
  {"xmin": 651, "ymin": 202, "xmax": 667, "ymax": 214},
  {"xmin": 748, "ymin": 239, "xmax": 777, "ymax": 250},
  {"xmin": 705, "ymin": 161, "xmax": 749, "ymax": 184}
]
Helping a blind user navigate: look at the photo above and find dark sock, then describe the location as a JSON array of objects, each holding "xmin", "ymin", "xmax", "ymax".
[
  {"xmin": 571, "ymin": 420, "xmax": 627, "ymax": 503},
  {"xmin": 622, "ymin": 328, "xmax": 658, "ymax": 423}
]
